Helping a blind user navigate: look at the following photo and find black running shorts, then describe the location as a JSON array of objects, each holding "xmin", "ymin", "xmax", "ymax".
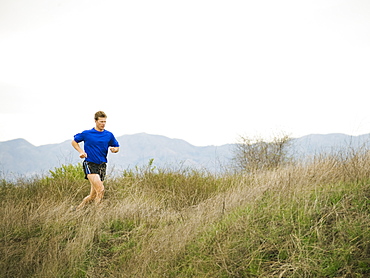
[{"xmin": 83, "ymin": 161, "xmax": 107, "ymax": 181}]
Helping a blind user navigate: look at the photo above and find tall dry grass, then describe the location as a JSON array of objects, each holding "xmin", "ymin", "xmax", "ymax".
[{"xmin": 1, "ymin": 149, "xmax": 370, "ymax": 277}]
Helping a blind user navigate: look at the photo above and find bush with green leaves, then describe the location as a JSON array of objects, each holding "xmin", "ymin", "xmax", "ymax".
[{"xmin": 48, "ymin": 163, "xmax": 85, "ymax": 180}]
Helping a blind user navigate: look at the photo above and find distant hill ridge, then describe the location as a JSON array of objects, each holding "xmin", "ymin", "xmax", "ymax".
[
  {"xmin": 1, "ymin": 133, "xmax": 370, "ymax": 177},
  {"xmin": 291, "ymin": 133, "xmax": 370, "ymax": 156},
  {"xmin": 0, "ymin": 133, "xmax": 233, "ymax": 177}
]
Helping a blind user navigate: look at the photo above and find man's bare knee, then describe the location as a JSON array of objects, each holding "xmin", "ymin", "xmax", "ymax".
[{"xmin": 96, "ymin": 186, "xmax": 104, "ymax": 195}]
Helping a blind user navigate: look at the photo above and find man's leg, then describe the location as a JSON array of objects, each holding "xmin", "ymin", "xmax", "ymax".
[
  {"xmin": 87, "ymin": 174, "xmax": 105, "ymax": 204},
  {"xmin": 76, "ymin": 162, "xmax": 106, "ymax": 209},
  {"xmin": 76, "ymin": 182, "xmax": 97, "ymax": 209},
  {"xmin": 76, "ymin": 174, "xmax": 104, "ymax": 209}
]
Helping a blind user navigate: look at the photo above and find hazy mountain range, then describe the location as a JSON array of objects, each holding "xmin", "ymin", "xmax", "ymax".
[{"xmin": 1, "ymin": 133, "xmax": 370, "ymax": 178}]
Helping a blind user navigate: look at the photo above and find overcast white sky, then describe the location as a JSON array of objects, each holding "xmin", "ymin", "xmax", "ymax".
[{"xmin": 1, "ymin": 0, "xmax": 370, "ymax": 146}]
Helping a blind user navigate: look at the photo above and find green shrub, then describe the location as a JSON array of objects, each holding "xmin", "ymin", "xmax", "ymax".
[{"xmin": 48, "ymin": 163, "xmax": 85, "ymax": 180}]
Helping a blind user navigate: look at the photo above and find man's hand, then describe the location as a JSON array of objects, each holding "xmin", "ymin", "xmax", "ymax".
[
  {"xmin": 72, "ymin": 140, "xmax": 87, "ymax": 159},
  {"xmin": 110, "ymin": 147, "xmax": 119, "ymax": 153},
  {"xmin": 79, "ymin": 152, "xmax": 87, "ymax": 158}
]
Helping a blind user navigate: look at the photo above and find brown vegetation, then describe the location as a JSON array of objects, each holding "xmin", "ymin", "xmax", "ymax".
[{"xmin": 1, "ymin": 149, "xmax": 370, "ymax": 277}]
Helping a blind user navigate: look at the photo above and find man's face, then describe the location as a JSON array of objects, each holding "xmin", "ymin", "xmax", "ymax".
[{"xmin": 95, "ymin": 117, "xmax": 106, "ymax": 131}]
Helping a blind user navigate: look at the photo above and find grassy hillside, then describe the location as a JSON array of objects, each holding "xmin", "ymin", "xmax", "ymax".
[{"xmin": 1, "ymin": 152, "xmax": 370, "ymax": 277}]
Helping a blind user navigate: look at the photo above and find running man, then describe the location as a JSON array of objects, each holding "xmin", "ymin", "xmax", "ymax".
[{"xmin": 72, "ymin": 111, "xmax": 120, "ymax": 209}]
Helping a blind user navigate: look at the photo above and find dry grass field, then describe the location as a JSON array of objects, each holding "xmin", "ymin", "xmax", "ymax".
[{"xmin": 1, "ymin": 150, "xmax": 370, "ymax": 277}]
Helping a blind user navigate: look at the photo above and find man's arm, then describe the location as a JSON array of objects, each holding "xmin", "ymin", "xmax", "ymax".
[{"xmin": 71, "ymin": 140, "xmax": 87, "ymax": 158}]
